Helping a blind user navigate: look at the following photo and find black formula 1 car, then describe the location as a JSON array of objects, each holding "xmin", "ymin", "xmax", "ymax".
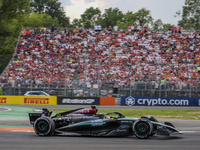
[{"xmin": 28, "ymin": 106, "xmax": 182, "ymax": 139}]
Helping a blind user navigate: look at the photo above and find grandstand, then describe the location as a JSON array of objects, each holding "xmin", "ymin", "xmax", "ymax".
[{"xmin": 0, "ymin": 27, "xmax": 200, "ymax": 97}]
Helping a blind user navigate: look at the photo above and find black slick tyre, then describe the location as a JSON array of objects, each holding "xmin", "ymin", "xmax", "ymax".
[
  {"xmin": 34, "ymin": 117, "xmax": 55, "ymax": 136},
  {"xmin": 133, "ymin": 119, "xmax": 153, "ymax": 139}
]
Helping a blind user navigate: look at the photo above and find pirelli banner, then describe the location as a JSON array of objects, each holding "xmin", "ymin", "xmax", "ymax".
[
  {"xmin": 0, "ymin": 96, "xmax": 57, "ymax": 105},
  {"xmin": 57, "ymin": 97, "xmax": 100, "ymax": 105}
]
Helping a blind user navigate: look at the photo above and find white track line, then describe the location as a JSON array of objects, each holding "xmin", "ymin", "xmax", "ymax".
[
  {"xmin": 181, "ymin": 131, "xmax": 197, "ymax": 133},
  {"xmin": 12, "ymin": 131, "xmax": 34, "ymax": 133},
  {"xmin": 0, "ymin": 107, "xmax": 11, "ymax": 112}
]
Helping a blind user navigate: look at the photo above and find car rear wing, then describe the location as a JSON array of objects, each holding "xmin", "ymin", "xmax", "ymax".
[
  {"xmin": 28, "ymin": 108, "xmax": 52, "ymax": 125},
  {"xmin": 28, "ymin": 113, "xmax": 42, "ymax": 125}
]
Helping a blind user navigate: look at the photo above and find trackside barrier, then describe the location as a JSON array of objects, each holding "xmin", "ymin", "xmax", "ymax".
[
  {"xmin": 0, "ymin": 96, "xmax": 57, "ymax": 105},
  {"xmin": 57, "ymin": 97, "xmax": 100, "ymax": 105},
  {"xmin": 115, "ymin": 98, "xmax": 121, "ymax": 105},
  {"xmin": 121, "ymin": 96, "xmax": 200, "ymax": 107},
  {"xmin": 57, "ymin": 97, "xmax": 116, "ymax": 105},
  {"xmin": 100, "ymin": 97, "xmax": 115, "ymax": 106}
]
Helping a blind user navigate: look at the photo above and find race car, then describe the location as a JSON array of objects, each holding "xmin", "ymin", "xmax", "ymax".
[{"xmin": 28, "ymin": 105, "xmax": 182, "ymax": 139}]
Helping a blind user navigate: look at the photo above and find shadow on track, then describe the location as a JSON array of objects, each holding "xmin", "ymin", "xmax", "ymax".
[{"xmin": 47, "ymin": 134, "xmax": 184, "ymax": 140}]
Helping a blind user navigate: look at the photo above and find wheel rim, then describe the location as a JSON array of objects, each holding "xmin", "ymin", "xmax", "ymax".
[
  {"xmin": 40, "ymin": 124, "xmax": 46, "ymax": 129},
  {"xmin": 136, "ymin": 122, "xmax": 149, "ymax": 134},
  {"xmin": 139, "ymin": 126, "xmax": 146, "ymax": 131},
  {"xmin": 36, "ymin": 120, "xmax": 49, "ymax": 133}
]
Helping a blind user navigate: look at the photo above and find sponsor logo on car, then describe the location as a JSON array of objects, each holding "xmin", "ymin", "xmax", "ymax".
[
  {"xmin": 121, "ymin": 121, "xmax": 133, "ymax": 123},
  {"xmin": 0, "ymin": 97, "xmax": 6, "ymax": 104},
  {"xmin": 116, "ymin": 129, "xmax": 127, "ymax": 132},
  {"xmin": 125, "ymin": 96, "xmax": 135, "ymax": 106},
  {"xmin": 62, "ymin": 99, "xmax": 95, "ymax": 104},
  {"xmin": 157, "ymin": 126, "xmax": 167, "ymax": 132},
  {"xmin": 24, "ymin": 98, "xmax": 49, "ymax": 104},
  {"xmin": 91, "ymin": 120, "xmax": 106, "ymax": 127}
]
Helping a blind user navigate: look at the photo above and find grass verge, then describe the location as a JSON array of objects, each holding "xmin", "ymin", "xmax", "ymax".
[{"xmin": 49, "ymin": 109, "xmax": 200, "ymax": 120}]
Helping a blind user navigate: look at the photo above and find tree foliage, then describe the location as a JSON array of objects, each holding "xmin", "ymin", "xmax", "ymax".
[
  {"xmin": 72, "ymin": 18, "xmax": 83, "ymax": 28},
  {"xmin": 100, "ymin": 8, "xmax": 124, "ymax": 28},
  {"xmin": 30, "ymin": 0, "xmax": 70, "ymax": 27},
  {"xmin": 0, "ymin": 0, "xmax": 30, "ymax": 73},
  {"xmin": 81, "ymin": 7, "xmax": 101, "ymax": 26},
  {"xmin": 135, "ymin": 8, "xmax": 153, "ymax": 27},
  {"xmin": 0, "ymin": 0, "xmax": 30, "ymax": 54},
  {"xmin": 30, "ymin": 0, "xmax": 48, "ymax": 13},
  {"xmin": 24, "ymin": 12, "xmax": 60, "ymax": 27},
  {"xmin": 83, "ymin": 20, "xmax": 93, "ymax": 29},
  {"xmin": 92, "ymin": 8, "xmax": 153, "ymax": 30},
  {"xmin": 152, "ymin": 19, "xmax": 163, "ymax": 30},
  {"xmin": 163, "ymin": 23, "xmax": 173, "ymax": 30},
  {"xmin": 178, "ymin": 0, "xmax": 200, "ymax": 29},
  {"xmin": 117, "ymin": 11, "xmax": 137, "ymax": 29}
]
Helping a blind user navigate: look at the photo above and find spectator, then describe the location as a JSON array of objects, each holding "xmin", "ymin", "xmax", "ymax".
[
  {"xmin": 94, "ymin": 24, "xmax": 98, "ymax": 32},
  {"xmin": 1, "ymin": 27, "xmax": 200, "ymax": 92},
  {"xmin": 0, "ymin": 87, "xmax": 3, "ymax": 95},
  {"xmin": 174, "ymin": 26, "xmax": 177, "ymax": 33},
  {"xmin": 108, "ymin": 25, "xmax": 112, "ymax": 32},
  {"xmin": 128, "ymin": 24, "xmax": 131, "ymax": 32},
  {"xmin": 97, "ymin": 24, "xmax": 102, "ymax": 31},
  {"xmin": 171, "ymin": 26, "xmax": 175, "ymax": 34},
  {"xmin": 143, "ymin": 26, "xmax": 147, "ymax": 33},
  {"xmin": 168, "ymin": 26, "xmax": 172, "ymax": 33},
  {"xmin": 107, "ymin": 91, "xmax": 112, "ymax": 97},
  {"xmin": 178, "ymin": 25, "xmax": 182, "ymax": 34},
  {"xmin": 51, "ymin": 24, "xmax": 55, "ymax": 32},
  {"xmin": 131, "ymin": 24, "xmax": 134, "ymax": 32},
  {"xmin": 137, "ymin": 24, "xmax": 141, "ymax": 32},
  {"xmin": 113, "ymin": 25, "xmax": 118, "ymax": 32},
  {"xmin": 134, "ymin": 24, "xmax": 137, "ymax": 32},
  {"xmin": 64, "ymin": 28, "xmax": 68, "ymax": 34}
]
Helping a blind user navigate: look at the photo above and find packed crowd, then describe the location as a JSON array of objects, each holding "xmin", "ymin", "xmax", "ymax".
[{"xmin": 0, "ymin": 26, "xmax": 200, "ymax": 91}]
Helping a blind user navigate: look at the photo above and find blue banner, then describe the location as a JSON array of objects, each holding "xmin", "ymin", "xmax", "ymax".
[{"xmin": 121, "ymin": 96, "xmax": 200, "ymax": 106}]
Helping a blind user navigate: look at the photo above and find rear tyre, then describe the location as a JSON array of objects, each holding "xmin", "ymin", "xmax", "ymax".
[
  {"xmin": 34, "ymin": 117, "xmax": 55, "ymax": 136},
  {"xmin": 133, "ymin": 119, "xmax": 153, "ymax": 139}
]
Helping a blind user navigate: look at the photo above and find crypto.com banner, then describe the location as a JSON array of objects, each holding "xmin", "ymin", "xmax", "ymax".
[{"xmin": 121, "ymin": 96, "xmax": 200, "ymax": 106}]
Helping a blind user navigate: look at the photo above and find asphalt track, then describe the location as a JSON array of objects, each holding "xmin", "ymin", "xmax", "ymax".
[
  {"xmin": 0, "ymin": 105, "xmax": 200, "ymax": 150},
  {"xmin": 0, "ymin": 131, "xmax": 200, "ymax": 150}
]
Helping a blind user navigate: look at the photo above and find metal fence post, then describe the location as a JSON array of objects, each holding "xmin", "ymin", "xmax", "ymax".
[
  {"xmin": 189, "ymin": 82, "xmax": 192, "ymax": 97},
  {"xmin": 64, "ymin": 55, "xmax": 67, "ymax": 96},
  {"xmin": 142, "ymin": 89, "xmax": 143, "ymax": 97},
  {"xmin": 83, "ymin": 39, "xmax": 88, "ymax": 97},
  {"xmin": 159, "ymin": 80, "xmax": 161, "ymax": 97},
  {"xmin": 31, "ymin": 54, "xmax": 33, "ymax": 91},
  {"xmin": 98, "ymin": 57, "xmax": 101, "ymax": 97},
  {"xmin": 18, "ymin": 84, "xmax": 20, "ymax": 95}
]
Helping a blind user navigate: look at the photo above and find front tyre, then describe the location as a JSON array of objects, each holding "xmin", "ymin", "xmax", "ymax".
[
  {"xmin": 34, "ymin": 117, "xmax": 55, "ymax": 136},
  {"xmin": 133, "ymin": 119, "xmax": 153, "ymax": 139}
]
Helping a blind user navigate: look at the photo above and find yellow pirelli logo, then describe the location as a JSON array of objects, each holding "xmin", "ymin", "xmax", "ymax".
[
  {"xmin": 0, "ymin": 97, "xmax": 6, "ymax": 104},
  {"xmin": 24, "ymin": 98, "xmax": 49, "ymax": 104}
]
